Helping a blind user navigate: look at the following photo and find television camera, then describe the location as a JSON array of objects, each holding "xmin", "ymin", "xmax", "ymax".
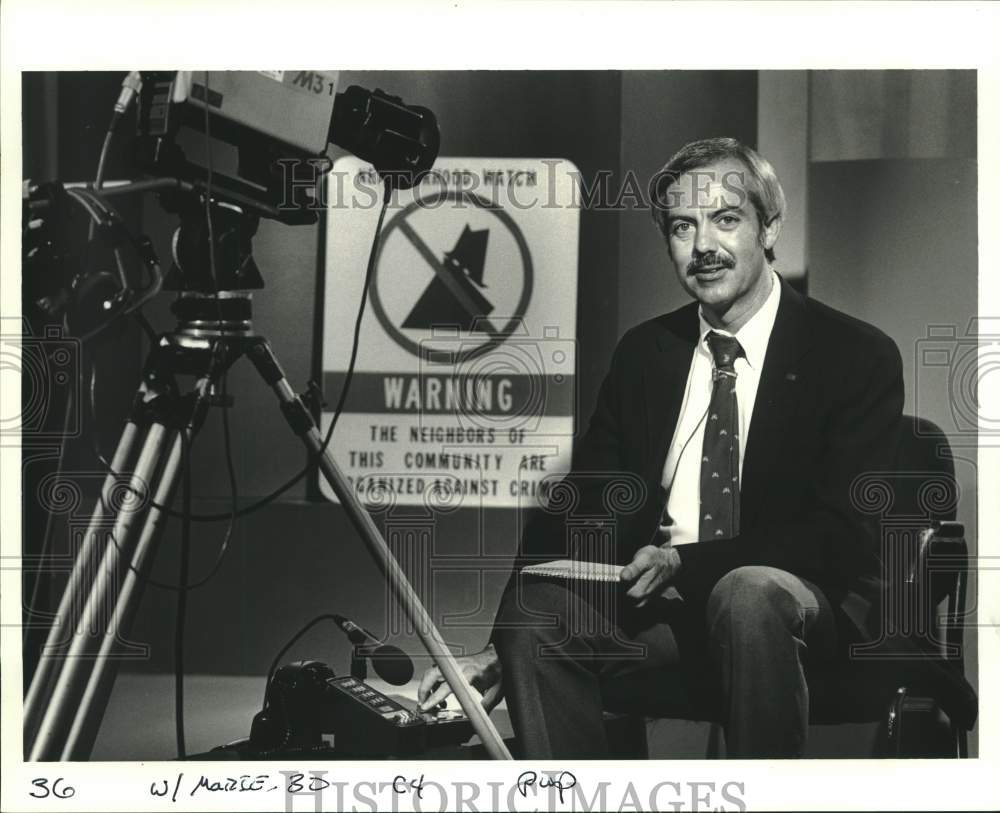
[{"xmin": 22, "ymin": 71, "xmax": 513, "ymax": 762}]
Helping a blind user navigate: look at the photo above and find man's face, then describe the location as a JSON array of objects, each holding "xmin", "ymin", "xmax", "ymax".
[{"xmin": 662, "ymin": 158, "xmax": 780, "ymax": 327}]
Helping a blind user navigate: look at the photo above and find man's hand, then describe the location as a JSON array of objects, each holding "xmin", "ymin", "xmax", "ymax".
[
  {"xmin": 620, "ymin": 539, "xmax": 682, "ymax": 607},
  {"xmin": 417, "ymin": 644, "xmax": 503, "ymax": 713}
]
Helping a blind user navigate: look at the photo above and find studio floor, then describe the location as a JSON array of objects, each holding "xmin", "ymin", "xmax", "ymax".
[{"xmin": 89, "ymin": 673, "xmax": 882, "ymax": 761}]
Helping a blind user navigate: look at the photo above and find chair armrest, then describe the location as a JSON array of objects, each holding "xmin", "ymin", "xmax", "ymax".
[
  {"xmin": 904, "ymin": 520, "xmax": 969, "ymax": 660},
  {"xmin": 906, "ymin": 521, "xmax": 966, "ymax": 588},
  {"xmin": 930, "ymin": 520, "xmax": 965, "ymax": 539}
]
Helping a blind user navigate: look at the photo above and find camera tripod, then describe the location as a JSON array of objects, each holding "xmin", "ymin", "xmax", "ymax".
[{"xmin": 23, "ymin": 288, "xmax": 512, "ymax": 761}]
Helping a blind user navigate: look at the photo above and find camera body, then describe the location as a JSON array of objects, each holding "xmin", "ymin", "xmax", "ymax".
[
  {"xmin": 179, "ymin": 71, "xmax": 338, "ymax": 156},
  {"xmin": 135, "ymin": 71, "xmax": 439, "ymax": 223},
  {"xmin": 135, "ymin": 71, "xmax": 338, "ymax": 223}
]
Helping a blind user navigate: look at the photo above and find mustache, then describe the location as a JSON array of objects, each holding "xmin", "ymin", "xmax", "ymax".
[{"xmin": 687, "ymin": 252, "xmax": 735, "ymax": 275}]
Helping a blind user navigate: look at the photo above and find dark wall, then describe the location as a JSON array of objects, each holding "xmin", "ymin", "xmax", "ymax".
[
  {"xmin": 618, "ymin": 71, "xmax": 758, "ymax": 331},
  {"xmin": 808, "ymin": 156, "xmax": 979, "ymax": 718}
]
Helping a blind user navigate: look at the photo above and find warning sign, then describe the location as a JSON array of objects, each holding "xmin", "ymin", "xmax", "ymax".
[{"xmin": 320, "ymin": 157, "xmax": 580, "ymax": 508}]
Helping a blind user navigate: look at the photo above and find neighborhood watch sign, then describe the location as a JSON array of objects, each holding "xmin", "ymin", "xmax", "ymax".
[{"xmin": 320, "ymin": 157, "xmax": 580, "ymax": 508}]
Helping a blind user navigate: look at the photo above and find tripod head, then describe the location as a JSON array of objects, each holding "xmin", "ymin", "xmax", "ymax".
[
  {"xmin": 145, "ymin": 186, "xmax": 262, "ymax": 341},
  {"xmin": 161, "ymin": 190, "xmax": 263, "ymax": 293}
]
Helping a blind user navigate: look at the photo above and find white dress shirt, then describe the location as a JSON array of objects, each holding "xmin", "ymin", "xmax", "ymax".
[{"xmin": 660, "ymin": 270, "xmax": 782, "ymax": 546}]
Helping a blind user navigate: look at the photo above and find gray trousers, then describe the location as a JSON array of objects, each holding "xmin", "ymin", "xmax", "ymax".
[{"xmin": 493, "ymin": 565, "xmax": 840, "ymax": 758}]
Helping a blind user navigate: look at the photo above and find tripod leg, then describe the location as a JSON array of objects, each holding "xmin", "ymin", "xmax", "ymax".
[
  {"xmin": 61, "ymin": 428, "xmax": 188, "ymax": 760},
  {"xmin": 28, "ymin": 423, "xmax": 171, "ymax": 761},
  {"xmin": 247, "ymin": 340, "xmax": 512, "ymax": 760},
  {"xmin": 23, "ymin": 420, "xmax": 141, "ymax": 751}
]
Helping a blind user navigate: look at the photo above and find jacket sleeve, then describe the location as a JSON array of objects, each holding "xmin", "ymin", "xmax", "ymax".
[
  {"xmin": 488, "ymin": 333, "xmax": 635, "ymax": 647},
  {"xmin": 512, "ymin": 330, "xmax": 634, "ymax": 568},
  {"xmin": 672, "ymin": 333, "xmax": 905, "ymax": 602}
]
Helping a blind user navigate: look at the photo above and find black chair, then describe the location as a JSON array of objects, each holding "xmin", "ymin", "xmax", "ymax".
[{"xmin": 602, "ymin": 415, "xmax": 978, "ymax": 758}]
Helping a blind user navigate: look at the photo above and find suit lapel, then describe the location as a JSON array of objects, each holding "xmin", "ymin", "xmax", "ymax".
[
  {"xmin": 643, "ymin": 306, "xmax": 699, "ymax": 487},
  {"xmin": 738, "ymin": 276, "xmax": 813, "ymax": 530}
]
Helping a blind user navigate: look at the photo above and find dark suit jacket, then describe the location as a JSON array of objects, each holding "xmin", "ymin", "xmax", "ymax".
[{"xmin": 505, "ymin": 275, "xmax": 905, "ymax": 636}]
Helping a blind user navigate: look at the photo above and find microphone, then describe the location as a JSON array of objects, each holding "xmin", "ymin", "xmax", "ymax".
[
  {"xmin": 333, "ymin": 615, "xmax": 379, "ymax": 646},
  {"xmin": 332, "ymin": 615, "xmax": 414, "ymax": 686}
]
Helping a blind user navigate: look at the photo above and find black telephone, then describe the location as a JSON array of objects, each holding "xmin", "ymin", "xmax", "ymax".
[{"xmin": 249, "ymin": 660, "xmax": 472, "ymax": 757}]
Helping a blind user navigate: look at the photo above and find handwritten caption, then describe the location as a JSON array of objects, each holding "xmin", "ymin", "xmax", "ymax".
[
  {"xmin": 516, "ymin": 770, "xmax": 577, "ymax": 804},
  {"xmin": 29, "ymin": 769, "xmax": 580, "ymax": 805},
  {"xmin": 27, "ymin": 770, "xmax": 746, "ymax": 810}
]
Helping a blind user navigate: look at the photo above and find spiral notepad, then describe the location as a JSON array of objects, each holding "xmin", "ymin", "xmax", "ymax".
[{"xmin": 521, "ymin": 559, "xmax": 624, "ymax": 582}]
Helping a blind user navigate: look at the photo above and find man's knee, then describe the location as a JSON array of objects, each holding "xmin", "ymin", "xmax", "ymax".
[
  {"xmin": 493, "ymin": 580, "xmax": 572, "ymax": 652},
  {"xmin": 706, "ymin": 566, "xmax": 815, "ymax": 642}
]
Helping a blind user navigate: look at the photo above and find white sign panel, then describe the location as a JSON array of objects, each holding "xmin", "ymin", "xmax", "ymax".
[{"xmin": 321, "ymin": 157, "xmax": 580, "ymax": 507}]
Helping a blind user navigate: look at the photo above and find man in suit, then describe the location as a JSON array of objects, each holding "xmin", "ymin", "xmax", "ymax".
[{"xmin": 418, "ymin": 137, "xmax": 904, "ymax": 758}]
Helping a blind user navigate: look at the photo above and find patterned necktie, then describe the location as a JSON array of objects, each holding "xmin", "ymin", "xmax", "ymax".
[{"xmin": 699, "ymin": 331, "xmax": 744, "ymax": 541}]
